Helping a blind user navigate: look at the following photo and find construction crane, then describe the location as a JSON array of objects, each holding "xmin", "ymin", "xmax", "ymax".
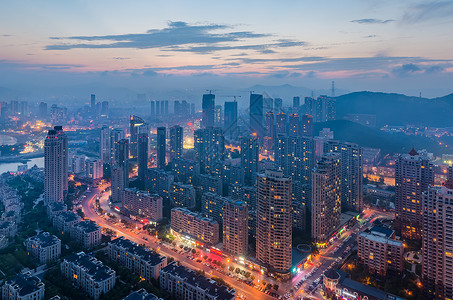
[{"xmin": 206, "ymin": 89, "xmax": 218, "ymax": 94}]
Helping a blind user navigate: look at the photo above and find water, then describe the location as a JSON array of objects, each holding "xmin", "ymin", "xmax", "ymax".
[
  {"xmin": 0, "ymin": 156, "xmax": 44, "ymax": 174},
  {"xmin": 0, "ymin": 134, "xmax": 17, "ymax": 146}
]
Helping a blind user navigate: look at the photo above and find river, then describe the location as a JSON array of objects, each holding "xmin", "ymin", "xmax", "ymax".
[{"xmin": 0, "ymin": 156, "xmax": 44, "ymax": 174}]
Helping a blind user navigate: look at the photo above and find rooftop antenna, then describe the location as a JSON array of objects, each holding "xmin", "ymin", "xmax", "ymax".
[
  {"xmin": 311, "ymin": 91, "xmax": 314, "ymax": 98},
  {"xmin": 206, "ymin": 89, "xmax": 217, "ymax": 94},
  {"xmin": 331, "ymin": 81, "xmax": 335, "ymax": 97},
  {"xmin": 419, "ymin": 92, "xmax": 422, "ymax": 98}
]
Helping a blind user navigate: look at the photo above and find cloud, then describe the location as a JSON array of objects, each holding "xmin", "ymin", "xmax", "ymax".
[
  {"xmin": 112, "ymin": 57, "xmax": 130, "ymax": 60},
  {"xmin": 0, "ymin": 60, "xmax": 84, "ymax": 71},
  {"xmin": 351, "ymin": 19, "xmax": 395, "ymax": 24},
  {"xmin": 45, "ymin": 21, "xmax": 305, "ymax": 54},
  {"xmin": 402, "ymin": 1, "xmax": 453, "ymax": 24},
  {"xmin": 0, "ymin": 34, "xmax": 12, "ymax": 37},
  {"xmin": 392, "ymin": 63, "xmax": 448, "ymax": 76},
  {"xmin": 363, "ymin": 35, "xmax": 377, "ymax": 38}
]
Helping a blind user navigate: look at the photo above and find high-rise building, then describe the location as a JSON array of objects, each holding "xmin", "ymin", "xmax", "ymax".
[
  {"xmin": 156, "ymin": 127, "xmax": 166, "ymax": 169},
  {"xmin": 85, "ymin": 159, "xmax": 103, "ymax": 180},
  {"xmin": 169, "ymin": 182, "xmax": 196, "ymax": 209},
  {"xmin": 265, "ymin": 110, "xmax": 274, "ymax": 142},
  {"xmin": 38, "ymin": 102, "xmax": 47, "ymax": 118},
  {"xmin": 164, "ymin": 100, "xmax": 169, "ymax": 115},
  {"xmin": 422, "ymin": 180, "xmax": 453, "ymax": 299},
  {"xmin": 150, "ymin": 101, "xmax": 155, "ymax": 115},
  {"xmin": 214, "ymin": 105, "xmax": 222, "ymax": 126},
  {"xmin": 256, "ymin": 170, "xmax": 292, "ymax": 277},
  {"xmin": 169, "ymin": 125, "xmax": 183, "ymax": 162},
  {"xmin": 249, "ymin": 93, "xmax": 264, "ymax": 137},
  {"xmin": 101, "ymin": 101, "xmax": 109, "ymax": 116},
  {"xmin": 137, "ymin": 133, "xmax": 149, "ymax": 182},
  {"xmin": 155, "ymin": 100, "xmax": 160, "ymax": 115},
  {"xmin": 276, "ymin": 112, "xmax": 287, "ymax": 135},
  {"xmin": 304, "ymin": 96, "xmax": 336, "ymax": 122},
  {"xmin": 223, "ymin": 199, "xmax": 248, "ymax": 256},
  {"xmin": 224, "ymin": 101, "xmax": 238, "ymax": 139},
  {"xmin": 274, "ymin": 98, "xmax": 283, "ymax": 113},
  {"xmin": 129, "ymin": 115, "xmax": 146, "ymax": 160},
  {"xmin": 311, "ymin": 153, "xmax": 341, "ymax": 245},
  {"xmin": 263, "ymin": 97, "xmax": 273, "ymax": 112},
  {"xmin": 275, "ymin": 134, "xmax": 314, "ymax": 184},
  {"xmin": 288, "ymin": 113, "xmax": 300, "ymax": 136},
  {"xmin": 241, "ymin": 135, "xmax": 259, "ymax": 185},
  {"xmin": 44, "ymin": 126, "xmax": 68, "ymax": 204},
  {"xmin": 90, "ymin": 94, "xmax": 96, "ymax": 109},
  {"xmin": 395, "ymin": 148, "xmax": 434, "ymax": 239},
  {"xmin": 301, "ymin": 114, "xmax": 313, "ymax": 137},
  {"xmin": 110, "ymin": 128, "xmax": 124, "ymax": 163},
  {"xmin": 202, "ymin": 93, "xmax": 215, "ymax": 128},
  {"xmin": 110, "ymin": 165, "xmax": 124, "ymax": 203},
  {"xmin": 324, "ymin": 140, "xmax": 363, "ymax": 212},
  {"xmin": 54, "ymin": 126, "xmax": 68, "ymax": 196},
  {"xmin": 100, "ymin": 125, "xmax": 110, "ymax": 163},
  {"xmin": 293, "ymin": 96, "xmax": 300, "ymax": 108},
  {"xmin": 357, "ymin": 226, "xmax": 404, "ymax": 276},
  {"xmin": 116, "ymin": 139, "xmax": 129, "ymax": 188},
  {"xmin": 194, "ymin": 127, "xmax": 225, "ymax": 174}
]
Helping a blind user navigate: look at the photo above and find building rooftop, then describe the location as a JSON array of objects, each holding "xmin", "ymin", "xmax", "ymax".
[
  {"xmin": 122, "ymin": 288, "xmax": 161, "ymax": 300},
  {"xmin": 28, "ymin": 232, "xmax": 60, "ymax": 248},
  {"xmin": 57, "ymin": 211, "xmax": 80, "ymax": 222},
  {"xmin": 73, "ymin": 220, "xmax": 100, "ymax": 233},
  {"xmin": 0, "ymin": 220, "xmax": 12, "ymax": 229},
  {"xmin": 5, "ymin": 272, "xmax": 43, "ymax": 296},
  {"xmin": 369, "ymin": 226, "xmax": 394, "ymax": 238},
  {"xmin": 161, "ymin": 262, "xmax": 235, "ymax": 300},
  {"xmin": 49, "ymin": 202, "xmax": 67, "ymax": 211},
  {"xmin": 65, "ymin": 252, "xmax": 115, "ymax": 282},
  {"xmin": 110, "ymin": 237, "xmax": 166, "ymax": 266}
]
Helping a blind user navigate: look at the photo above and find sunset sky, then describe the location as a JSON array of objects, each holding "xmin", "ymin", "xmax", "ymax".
[{"xmin": 1, "ymin": 0, "xmax": 453, "ymax": 99}]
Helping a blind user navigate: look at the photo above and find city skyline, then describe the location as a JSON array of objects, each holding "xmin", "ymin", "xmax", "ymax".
[{"xmin": 1, "ymin": 1, "xmax": 453, "ymax": 98}]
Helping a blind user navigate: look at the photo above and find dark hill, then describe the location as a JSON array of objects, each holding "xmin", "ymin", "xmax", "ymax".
[
  {"xmin": 336, "ymin": 91, "xmax": 453, "ymax": 127},
  {"xmin": 314, "ymin": 120, "xmax": 450, "ymax": 156}
]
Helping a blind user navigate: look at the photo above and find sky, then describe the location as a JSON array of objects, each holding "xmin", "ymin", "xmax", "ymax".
[{"xmin": 1, "ymin": 0, "xmax": 453, "ymax": 101}]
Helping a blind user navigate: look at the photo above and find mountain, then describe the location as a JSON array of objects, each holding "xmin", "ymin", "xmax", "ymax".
[
  {"xmin": 314, "ymin": 120, "xmax": 451, "ymax": 156},
  {"xmin": 336, "ymin": 91, "xmax": 453, "ymax": 127}
]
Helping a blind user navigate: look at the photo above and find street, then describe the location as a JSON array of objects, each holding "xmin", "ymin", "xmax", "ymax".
[{"xmin": 80, "ymin": 185, "xmax": 393, "ymax": 300}]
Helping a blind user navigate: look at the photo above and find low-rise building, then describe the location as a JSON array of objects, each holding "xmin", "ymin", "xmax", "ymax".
[
  {"xmin": 0, "ymin": 221, "xmax": 17, "ymax": 237},
  {"xmin": 160, "ymin": 262, "xmax": 236, "ymax": 300},
  {"xmin": 47, "ymin": 202, "xmax": 68, "ymax": 220},
  {"xmin": 121, "ymin": 188, "xmax": 163, "ymax": 222},
  {"xmin": 123, "ymin": 288, "xmax": 163, "ymax": 300},
  {"xmin": 1, "ymin": 272, "xmax": 45, "ymax": 300},
  {"xmin": 323, "ymin": 269, "xmax": 402, "ymax": 300},
  {"xmin": 357, "ymin": 226, "xmax": 404, "ymax": 276},
  {"xmin": 53, "ymin": 211, "xmax": 81, "ymax": 233},
  {"xmin": 108, "ymin": 237, "xmax": 167, "ymax": 281},
  {"xmin": 70, "ymin": 220, "xmax": 102, "ymax": 249},
  {"xmin": 61, "ymin": 252, "xmax": 115, "ymax": 300},
  {"xmin": 171, "ymin": 207, "xmax": 219, "ymax": 245},
  {"xmin": 26, "ymin": 232, "xmax": 61, "ymax": 264}
]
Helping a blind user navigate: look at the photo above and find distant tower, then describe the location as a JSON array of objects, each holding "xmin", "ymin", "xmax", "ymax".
[
  {"xmin": 137, "ymin": 133, "xmax": 149, "ymax": 182},
  {"xmin": 116, "ymin": 139, "xmax": 129, "ymax": 188},
  {"xmin": 169, "ymin": 125, "xmax": 183, "ymax": 162},
  {"xmin": 44, "ymin": 126, "xmax": 68, "ymax": 204},
  {"xmin": 129, "ymin": 115, "xmax": 146, "ymax": 161},
  {"xmin": 331, "ymin": 81, "xmax": 335, "ymax": 97},
  {"xmin": 157, "ymin": 127, "xmax": 166, "ymax": 169},
  {"xmin": 202, "ymin": 93, "xmax": 215, "ymax": 128},
  {"xmin": 100, "ymin": 125, "xmax": 111, "ymax": 163},
  {"xmin": 241, "ymin": 135, "xmax": 259, "ymax": 185},
  {"xmin": 91, "ymin": 94, "xmax": 96, "ymax": 109}
]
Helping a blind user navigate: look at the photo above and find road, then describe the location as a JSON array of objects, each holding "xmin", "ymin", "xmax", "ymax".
[
  {"xmin": 81, "ymin": 185, "xmax": 393, "ymax": 300},
  {"xmin": 81, "ymin": 185, "xmax": 275, "ymax": 300}
]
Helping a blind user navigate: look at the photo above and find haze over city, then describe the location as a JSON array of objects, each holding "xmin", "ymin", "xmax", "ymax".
[
  {"xmin": 1, "ymin": 1, "xmax": 453, "ymax": 300},
  {"xmin": 1, "ymin": 0, "xmax": 453, "ymax": 101}
]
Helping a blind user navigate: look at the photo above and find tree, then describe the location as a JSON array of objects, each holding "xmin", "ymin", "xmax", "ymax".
[
  {"xmin": 266, "ymin": 283, "xmax": 272, "ymax": 290},
  {"xmin": 191, "ymin": 249, "xmax": 196, "ymax": 254},
  {"xmin": 273, "ymin": 284, "xmax": 279, "ymax": 291},
  {"xmin": 250, "ymin": 275, "xmax": 255, "ymax": 281},
  {"xmin": 235, "ymin": 268, "xmax": 240, "ymax": 274},
  {"xmin": 229, "ymin": 266, "xmax": 235, "ymax": 272}
]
